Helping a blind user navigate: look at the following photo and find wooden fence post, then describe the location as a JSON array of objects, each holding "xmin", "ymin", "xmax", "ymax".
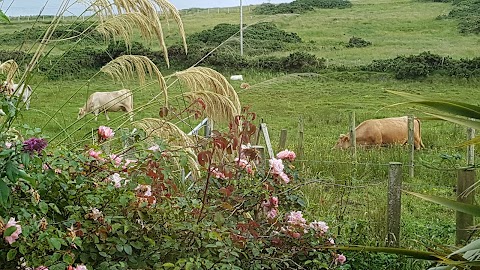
[
  {"xmin": 387, "ymin": 162, "xmax": 402, "ymax": 247},
  {"xmin": 408, "ymin": 115, "xmax": 415, "ymax": 178},
  {"xmin": 278, "ymin": 129, "xmax": 287, "ymax": 151},
  {"xmin": 204, "ymin": 118, "xmax": 212, "ymax": 137},
  {"xmin": 467, "ymin": 127, "xmax": 475, "ymax": 166},
  {"xmin": 297, "ymin": 117, "xmax": 304, "ymax": 161},
  {"xmin": 456, "ymin": 168, "xmax": 475, "ymax": 245}
]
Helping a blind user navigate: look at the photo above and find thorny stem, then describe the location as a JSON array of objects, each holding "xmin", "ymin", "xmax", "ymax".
[{"xmin": 197, "ymin": 146, "xmax": 216, "ymax": 224}]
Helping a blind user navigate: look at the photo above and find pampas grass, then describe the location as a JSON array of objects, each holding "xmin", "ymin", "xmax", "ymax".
[
  {"xmin": 88, "ymin": 0, "xmax": 187, "ymax": 66},
  {"xmin": 183, "ymin": 91, "xmax": 239, "ymax": 124},
  {"xmin": 0, "ymin": 59, "xmax": 18, "ymax": 83},
  {"xmin": 100, "ymin": 55, "xmax": 168, "ymax": 107}
]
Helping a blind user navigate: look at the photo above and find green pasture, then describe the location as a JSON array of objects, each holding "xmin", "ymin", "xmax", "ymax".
[{"xmin": 1, "ymin": 0, "xmax": 480, "ymax": 268}]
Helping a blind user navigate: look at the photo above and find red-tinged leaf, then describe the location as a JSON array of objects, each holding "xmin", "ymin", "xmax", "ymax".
[
  {"xmin": 196, "ymin": 98, "xmax": 206, "ymax": 110},
  {"xmin": 219, "ymin": 185, "xmax": 234, "ymax": 197},
  {"xmin": 159, "ymin": 107, "xmax": 169, "ymax": 118},
  {"xmin": 197, "ymin": 151, "xmax": 212, "ymax": 167},
  {"xmin": 234, "ymin": 115, "xmax": 241, "ymax": 126},
  {"xmin": 214, "ymin": 137, "xmax": 229, "ymax": 150},
  {"xmin": 248, "ymin": 112, "xmax": 256, "ymax": 121}
]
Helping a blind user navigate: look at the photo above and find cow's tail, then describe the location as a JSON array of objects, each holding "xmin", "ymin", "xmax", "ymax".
[{"xmin": 416, "ymin": 117, "xmax": 425, "ymax": 149}]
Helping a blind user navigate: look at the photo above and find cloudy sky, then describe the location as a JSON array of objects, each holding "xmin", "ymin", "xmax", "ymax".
[{"xmin": 1, "ymin": 0, "xmax": 293, "ymax": 16}]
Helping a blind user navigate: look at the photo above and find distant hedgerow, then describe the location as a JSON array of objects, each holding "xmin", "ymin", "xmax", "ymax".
[
  {"xmin": 254, "ymin": 0, "xmax": 352, "ymax": 15},
  {"xmin": 362, "ymin": 51, "xmax": 480, "ymax": 79}
]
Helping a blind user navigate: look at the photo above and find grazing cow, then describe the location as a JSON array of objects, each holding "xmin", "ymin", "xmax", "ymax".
[
  {"xmin": 1, "ymin": 81, "xmax": 32, "ymax": 110},
  {"xmin": 335, "ymin": 116, "xmax": 425, "ymax": 150},
  {"xmin": 78, "ymin": 89, "xmax": 133, "ymax": 121}
]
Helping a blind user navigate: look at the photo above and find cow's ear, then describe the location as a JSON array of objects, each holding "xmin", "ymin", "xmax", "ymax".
[
  {"xmin": 339, "ymin": 134, "xmax": 346, "ymax": 139},
  {"xmin": 342, "ymin": 135, "xmax": 349, "ymax": 142}
]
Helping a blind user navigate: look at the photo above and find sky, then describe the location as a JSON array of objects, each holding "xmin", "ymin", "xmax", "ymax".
[{"xmin": 1, "ymin": 0, "xmax": 293, "ymax": 16}]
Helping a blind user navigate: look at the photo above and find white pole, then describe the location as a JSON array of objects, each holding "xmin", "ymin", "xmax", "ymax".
[{"xmin": 240, "ymin": 0, "xmax": 244, "ymax": 57}]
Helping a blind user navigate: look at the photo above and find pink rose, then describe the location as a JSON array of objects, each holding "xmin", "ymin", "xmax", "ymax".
[
  {"xmin": 286, "ymin": 211, "xmax": 306, "ymax": 226},
  {"xmin": 109, "ymin": 154, "xmax": 123, "ymax": 166},
  {"xmin": 276, "ymin": 149, "xmax": 296, "ymax": 161},
  {"xmin": 210, "ymin": 168, "xmax": 226, "ymax": 179},
  {"xmin": 88, "ymin": 149, "xmax": 102, "ymax": 160},
  {"xmin": 336, "ymin": 254, "xmax": 346, "ymax": 265},
  {"xmin": 269, "ymin": 158, "xmax": 284, "ymax": 175},
  {"xmin": 309, "ymin": 220, "xmax": 329, "ymax": 234},
  {"xmin": 135, "ymin": 184, "xmax": 152, "ymax": 197},
  {"xmin": 98, "ymin": 126, "xmax": 114, "ymax": 139},
  {"xmin": 75, "ymin": 265, "xmax": 88, "ymax": 270},
  {"xmin": 4, "ymin": 217, "xmax": 22, "ymax": 244},
  {"xmin": 266, "ymin": 208, "xmax": 278, "ymax": 219},
  {"xmin": 34, "ymin": 266, "xmax": 49, "ymax": 270},
  {"xmin": 108, "ymin": 173, "xmax": 123, "ymax": 188},
  {"xmin": 279, "ymin": 172, "xmax": 290, "ymax": 184}
]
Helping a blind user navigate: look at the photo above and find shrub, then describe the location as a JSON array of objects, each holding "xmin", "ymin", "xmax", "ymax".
[
  {"xmin": 0, "ymin": 112, "xmax": 347, "ymax": 269},
  {"xmin": 345, "ymin": 36, "xmax": 372, "ymax": 48},
  {"xmin": 281, "ymin": 51, "xmax": 326, "ymax": 72},
  {"xmin": 254, "ymin": 0, "xmax": 352, "ymax": 15},
  {"xmin": 446, "ymin": 0, "xmax": 480, "ymax": 34}
]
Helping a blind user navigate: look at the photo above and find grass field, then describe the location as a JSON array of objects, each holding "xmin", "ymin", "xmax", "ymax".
[{"xmin": 1, "ymin": 0, "xmax": 479, "ymax": 268}]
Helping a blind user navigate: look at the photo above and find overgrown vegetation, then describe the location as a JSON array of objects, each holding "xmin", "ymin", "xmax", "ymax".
[
  {"xmin": 442, "ymin": 0, "xmax": 480, "ymax": 34},
  {"xmin": 362, "ymin": 51, "xmax": 480, "ymax": 79},
  {"xmin": 254, "ymin": 0, "xmax": 352, "ymax": 15},
  {"xmin": 345, "ymin": 36, "xmax": 372, "ymax": 48}
]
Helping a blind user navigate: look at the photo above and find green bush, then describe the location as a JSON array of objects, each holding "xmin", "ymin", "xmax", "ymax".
[
  {"xmin": 254, "ymin": 0, "xmax": 352, "ymax": 15},
  {"xmin": 345, "ymin": 36, "xmax": 372, "ymax": 48},
  {"xmin": 0, "ymin": 50, "xmax": 33, "ymax": 67},
  {"xmin": 446, "ymin": 0, "xmax": 480, "ymax": 34},
  {"xmin": 0, "ymin": 113, "xmax": 347, "ymax": 269}
]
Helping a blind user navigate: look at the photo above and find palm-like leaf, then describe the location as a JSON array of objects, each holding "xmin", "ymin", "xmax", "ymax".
[
  {"xmin": 404, "ymin": 190, "xmax": 480, "ymax": 216},
  {"xmin": 0, "ymin": 10, "xmax": 10, "ymax": 23}
]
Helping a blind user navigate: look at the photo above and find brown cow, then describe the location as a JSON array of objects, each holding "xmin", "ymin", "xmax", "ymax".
[{"xmin": 335, "ymin": 116, "xmax": 425, "ymax": 150}]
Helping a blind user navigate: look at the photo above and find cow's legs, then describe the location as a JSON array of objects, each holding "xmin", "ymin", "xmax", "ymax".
[{"xmin": 105, "ymin": 111, "xmax": 110, "ymax": 121}]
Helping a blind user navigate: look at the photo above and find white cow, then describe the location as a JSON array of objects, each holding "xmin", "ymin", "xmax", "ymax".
[
  {"xmin": 78, "ymin": 89, "xmax": 134, "ymax": 121},
  {"xmin": 1, "ymin": 81, "xmax": 32, "ymax": 110}
]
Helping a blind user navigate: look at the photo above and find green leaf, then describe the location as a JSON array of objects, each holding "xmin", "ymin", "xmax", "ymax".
[
  {"xmin": 0, "ymin": 179, "xmax": 10, "ymax": 206},
  {"xmin": 162, "ymin": 263, "xmax": 175, "ymax": 268},
  {"xmin": 124, "ymin": 244, "xmax": 132, "ymax": 255},
  {"xmin": 404, "ymin": 190, "xmax": 480, "ymax": 216},
  {"xmin": 388, "ymin": 90, "xmax": 480, "ymax": 119},
  {"xmin": 7, "ymin": 249, "xmax": 17, "ymax": 261},
  {"xmin": 62, "ymin": 253, "xmax": 74, "ymax": 265},
  {"xmin": 4, "ymin": 226, "xmax": 17, "ymax": 237},
  {"xmin": 21, "ymin": 153, "xmax": 30, "ymax": 167},
  {"xmin": 39, "ymin": 201, "xmax": 48, "ymax": 214},
  {"xmin": 49, "ymin": 238, "xmax": 62, "ymax": 250},
  {"xmin": 49, "ymin": 203, "xmax": 62, "ymax": 214},
  {"xmin": 116, "ymin": 244, "xmax": 123, "ymax": 252},
  {"xmin": 0, "ymin": 10, "xmax": 10, "ymax": 23},
  {"xmin": 450, "ymin": 238, "xmax": 480, "ymax": 256}
]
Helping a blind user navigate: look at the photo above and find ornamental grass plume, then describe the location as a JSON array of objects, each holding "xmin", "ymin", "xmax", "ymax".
[
  {"xmin": 3, "ymin": 217, "xmax": 22, "ymax": 244},
  {"xmin": 23, "ymin": 137, "xmax": 47, "ymax": 154}
]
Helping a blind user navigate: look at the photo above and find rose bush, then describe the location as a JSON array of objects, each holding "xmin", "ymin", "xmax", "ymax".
[{"xmin": 0, "ymin": 112, "xmax": 345, "ymax": 270}]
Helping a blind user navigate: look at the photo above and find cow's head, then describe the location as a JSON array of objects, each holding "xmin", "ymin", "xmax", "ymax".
[
  {"xmin": 0, "ymin": 81, "xmax": 13, "ymax": 95},
  {"xmin": 77, "ymin": 107, "xmax": 86, "ymax": 119},
  {"xmin": 334, "ymin": 134, "xmax": 351, "ymax": 149}
]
